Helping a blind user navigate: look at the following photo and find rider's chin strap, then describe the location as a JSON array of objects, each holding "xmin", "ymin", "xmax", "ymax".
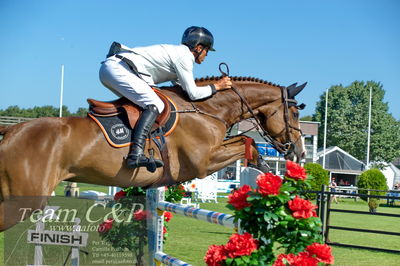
[{"xmin": 192, "ymin": 47, "xmax": 205, "ymax": 62}]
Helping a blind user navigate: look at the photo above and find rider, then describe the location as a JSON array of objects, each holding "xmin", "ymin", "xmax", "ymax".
[{"xmin": 99, "ymin": 26, "xmax": 232, "ymax": 172}]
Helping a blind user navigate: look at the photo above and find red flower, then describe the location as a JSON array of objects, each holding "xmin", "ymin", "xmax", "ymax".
[
  {"xmin": 256, "ymin": 173, "xmax": 282, "ymax": 196},
  {"xmin": 163, "ymin": 226, "xmax": 167, "ymax": 235},
  {"xmin": 228, "ymin": 185, "xmax": 252, "ymax": 210},
  {"xmin": 306, "ymin": 243, "xmax": 334, "ymax": 264},
  {"xmin": 288, "ymin": 196, "xmax": 318, "ymax": 219},
  {"xmin": 98, "ymin": 218, "xmax": 113, "ymax": 234},
  {"xmin": 133, "ymin": 209, "xmax": 147, "ymax": 221},
  {"xmin": 273, "ymin": 253, "xmax": 297, "ymax": 266},
  {"xmin": 224, "ymin": 232, "xmax": 258, "ymax": 258},
  {"xmin": 274, "ymin": 252, "xmax": 318, "ymax": 266},
  {"xmin": 204, "ymin": 245, "xmax": 227, "ymax": 266},
  {"xmin": 114, "ymin": 190, "xmax": 127, "ymax": 201},
  {"xmin": 291, "ymin": 252, "xmax": 319, "ymax": 266},
  {"xmin": 164, "ymin": 211, "xmax": 173, "ymax": 222},
  {"xmin": 285, "ymin": 160, "xmax": 307, "ymax": 181}
]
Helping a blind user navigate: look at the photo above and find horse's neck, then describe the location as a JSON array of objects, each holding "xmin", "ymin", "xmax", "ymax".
[{"xmin": 195, "ymin": 81, "xmax": 282, "ymax": 126}]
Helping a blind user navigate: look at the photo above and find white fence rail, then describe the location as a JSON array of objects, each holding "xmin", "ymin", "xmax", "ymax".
[{"xmin": 0, "ymin": 116, "xmax": 33, "ymax": 125}]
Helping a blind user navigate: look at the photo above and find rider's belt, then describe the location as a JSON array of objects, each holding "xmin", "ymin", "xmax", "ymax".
[{"xmin": 114, "ymin": 54, "xmax": 150, "ymax": 78}]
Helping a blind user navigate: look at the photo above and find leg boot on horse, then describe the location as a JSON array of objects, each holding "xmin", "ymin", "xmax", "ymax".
[{"xmin": 126, "ymin": 104, "xmax": 164, "ymax": 172}]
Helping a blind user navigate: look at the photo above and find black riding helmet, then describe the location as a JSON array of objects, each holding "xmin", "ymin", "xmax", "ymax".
[{"xmin": 181, "ymin": 26, "xmax": 215, "ymax": 51}]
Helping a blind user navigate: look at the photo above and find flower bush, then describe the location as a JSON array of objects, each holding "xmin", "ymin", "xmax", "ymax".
[
  {"xmin": 205, "ymin": 161, "xmax": 334, "ymax": 265},
  {"xmin": 205, "ymin": 232, "xmax": 259, "ymax": 266},
  {"xmin": 98, "ymin": 187, "xmax": 148, "ymax": 265},
  {"xmin": 98, "ymin": 186, "xmax": 175, "ymax": 265},
  {"xmin": 165, "ymin": 184, "xmax": 186, "ymax": 203}
]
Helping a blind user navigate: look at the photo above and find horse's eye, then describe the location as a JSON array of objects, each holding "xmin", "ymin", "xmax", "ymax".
[{"xmin": 293, "ymin": 112, "xmax": 299, "ymax": 119}]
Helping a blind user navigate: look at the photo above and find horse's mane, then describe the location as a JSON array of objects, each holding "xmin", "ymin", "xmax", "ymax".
[{"xmin": 195, "ymin": 76, "xmax": 283, "ymax": 88}]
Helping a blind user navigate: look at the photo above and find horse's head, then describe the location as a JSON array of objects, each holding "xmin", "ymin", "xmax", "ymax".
[
  {"xmin": 193, "ymin": 75, "xmax": 307, "ymax": 163},
  {"xmin": 256, "ymin": 83, "xmax": 307, "ymax": 163}
]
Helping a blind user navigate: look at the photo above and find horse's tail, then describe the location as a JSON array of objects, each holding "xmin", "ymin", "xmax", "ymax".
[
  {"xmin": 0, "ymin": 125, "xmax": 10, "ymax": 142},
  {"xmin": 0, "ymin": 125, "xmax": 10, "ymax": 132},
  {"xmin": 0, "ymin": 126, "xmax": 8, "ymax": 203}
]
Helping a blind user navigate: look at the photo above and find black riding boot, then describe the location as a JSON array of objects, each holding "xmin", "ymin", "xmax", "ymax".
[{"xmin": 126, "ymin": 105, "xmax": 164, "ymax": 172}]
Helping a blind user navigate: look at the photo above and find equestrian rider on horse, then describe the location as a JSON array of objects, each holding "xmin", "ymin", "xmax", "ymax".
[{"xmin": 99, "ymin": 26, "xmax": 232, "ymax": 171}]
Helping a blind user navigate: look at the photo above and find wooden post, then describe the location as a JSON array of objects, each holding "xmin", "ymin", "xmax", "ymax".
[
  {"xmin": 71, "ymin": 218, "xmax": 81, "ymax": 266},
  {"xmin": 33, "ymin": 220, "xmax": 44, "ymax": 265},
  {"xmin": 325, "ymin": 192, "xmax": 332, "ymax": 242},
  {"xmin": 320, "ymin": 185, "xmax": 326, "ymax": 241},
  {"xmin": 147, "ymin": 188, "xmax": 165, "ymax": 266}
]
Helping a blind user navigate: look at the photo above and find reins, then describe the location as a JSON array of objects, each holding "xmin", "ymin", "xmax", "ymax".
[{"xmin": 171, "ymin": 102, "xmax": 229, "ymax": 127}]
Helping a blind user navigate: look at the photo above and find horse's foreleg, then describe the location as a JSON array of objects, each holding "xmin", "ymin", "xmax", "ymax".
[{"xmin": 206, "ymin": 136, "xmax": 259, "ymax": 175}]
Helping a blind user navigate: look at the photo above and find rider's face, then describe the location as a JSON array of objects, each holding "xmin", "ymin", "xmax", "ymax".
[{"xmin": 194, "ymin": 45, "xmax": 208, "ymax": 64}]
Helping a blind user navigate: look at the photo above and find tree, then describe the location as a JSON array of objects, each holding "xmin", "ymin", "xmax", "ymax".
[
  {"xmin": 313, "ymin": 81, "xmax": 400, "ymax": 164},
  {"xmin": 72, "ymin": 107, "xmax": 89, "ymax": 117},
  {"xmin": 357, "ymin": 168, "xmax": 388, "ymax": 212},
  {"xmin": 303, "ymin": 163, "xmax": 329, "ymax": 200},
  {"xmin": 0, "ymin": 105, "xmax": 27, "ymax": 117},
  {"xmin": 300, "ymin": 115, "xmax": 313, "ymax": 121},
  {"xmin": 0, "ymin": 105, "xmax": 86, "ymax": 118}
]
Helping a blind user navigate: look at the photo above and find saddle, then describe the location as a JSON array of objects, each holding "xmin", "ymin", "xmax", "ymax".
[
  {"xmin": 87, "ymin": 89, "xmax": 178, "ymax": 148},
  {"xmin": 87, "ymin": 89, "xmax": 171, "ymax": 130}
]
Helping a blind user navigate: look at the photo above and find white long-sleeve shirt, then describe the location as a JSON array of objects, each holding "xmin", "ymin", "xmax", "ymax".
[{"xmin": 118, "ymin": 44, "xmax": 213, "ymax": 101}]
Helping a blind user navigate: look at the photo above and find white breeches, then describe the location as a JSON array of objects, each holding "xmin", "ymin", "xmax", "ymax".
[{"xmin": 99, "ymin": 57, "xmax": 165, "ymax": 113}]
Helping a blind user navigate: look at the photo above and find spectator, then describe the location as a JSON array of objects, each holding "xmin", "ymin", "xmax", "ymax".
[{"xmin": 330, "ymin": 178, "xmax": 339, "ymax": 204}]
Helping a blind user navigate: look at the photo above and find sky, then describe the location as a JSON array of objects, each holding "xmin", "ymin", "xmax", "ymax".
[{"xmin": 0, "ymin": 0, "xmax": 399, "ymax": 120}]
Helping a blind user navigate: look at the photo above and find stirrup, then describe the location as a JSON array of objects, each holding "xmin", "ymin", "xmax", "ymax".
[{"xmin": 126, "ymin": 154, "xmax": 163, "ymax": 173}]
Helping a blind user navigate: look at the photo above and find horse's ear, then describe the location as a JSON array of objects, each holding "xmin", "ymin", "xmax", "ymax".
[
  {"xmin": 288, "ymin": 82, "xmax": 307, "ymax": 98},
  {"xmin": 287, "ymin": 83, "xmax": 298, "ymax": 90}
]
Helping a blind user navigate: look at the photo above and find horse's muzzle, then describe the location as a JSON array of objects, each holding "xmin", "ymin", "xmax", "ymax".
[{"xmin": 284, "ymin": 147, "xmax": 305, "ymax": 164}]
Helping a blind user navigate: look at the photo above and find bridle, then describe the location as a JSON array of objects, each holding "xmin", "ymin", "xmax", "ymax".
[
  {"xmin": 219, "ymin": 63, "xmax": 303, "ymax": 157},
  {"xmin": 172, "ymin": 63, "xmax": 304, "ymax": 157}
]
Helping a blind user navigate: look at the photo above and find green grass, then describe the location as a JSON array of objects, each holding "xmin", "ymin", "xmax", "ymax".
[
  {"xmin": 1, "ymin": 190, "xmax": 399, "ymax": 265},
  {"xmin": 54, "ymin": 181, "xmax": 109, "ymax": 196},
  {"xmin": 325, "ymin": 198, "xmax": 400, "ymax": 266},
  {"xmin": 0, "ymin": 233, "xmax": 3, "ymax": 265},
  {"xmin": 163, "ymin": 198, "xmax": 235, "ymax": 264}
]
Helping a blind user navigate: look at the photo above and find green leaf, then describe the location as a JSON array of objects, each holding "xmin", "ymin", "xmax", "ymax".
[{"xmin": 279, "ymin": 220, "xmax": 288, "ymax": 227}]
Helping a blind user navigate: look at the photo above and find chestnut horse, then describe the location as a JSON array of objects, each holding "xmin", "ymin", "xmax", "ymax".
[{"xmin": 0, "ymin": 76, "xmax": 306, "ymax": 231}]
